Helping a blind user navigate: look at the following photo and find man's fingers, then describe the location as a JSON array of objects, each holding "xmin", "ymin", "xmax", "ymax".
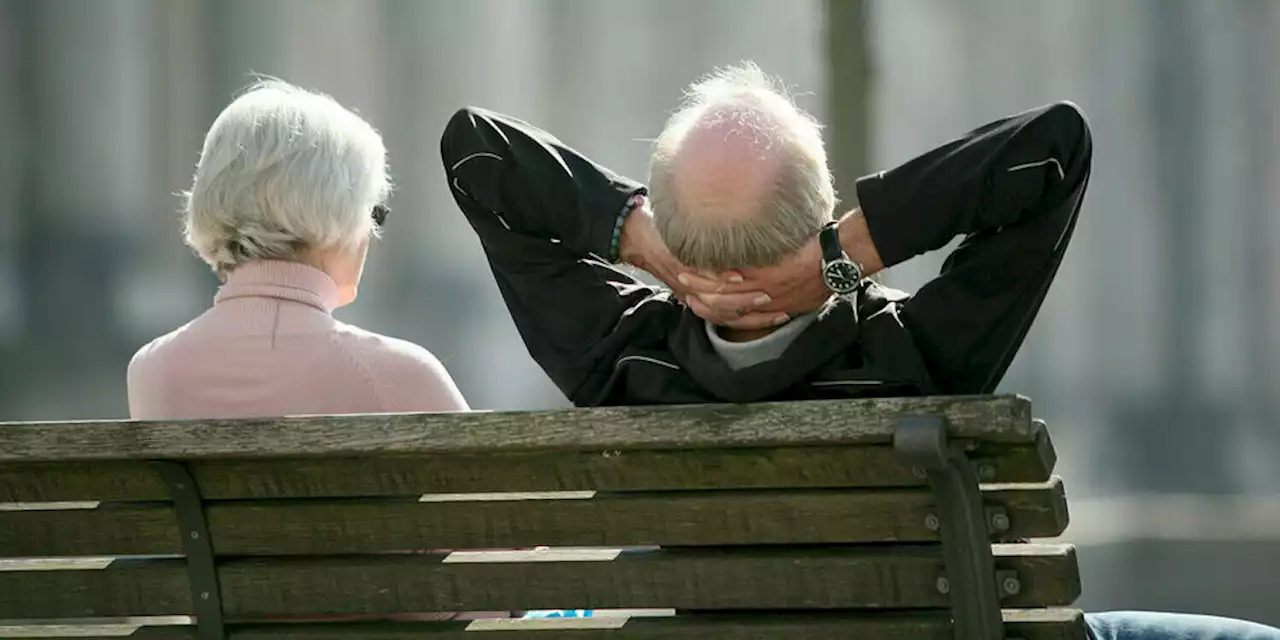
[
  {"xmin": 694, "ymin": 269, "xmax": 747, "ymax": 285},
  {"xmin": 684, "ymin": 295, "xmax": 726, "ymax": 323},
  {"xmin": 679, "ymin": 271, "xmax": 755, "ymax": 294},
  {"xmin": 677, "ymin": 272, "xmax": 722, "ymax": 292},
  {"xmin": 720, "ymin": 312, "xmax": 791, "ymax": 331},
  {"xmin": 687, "ymin": 296, "xmax": 789, "ymax": 330},
  {"xmin": 694, "ymin": 291, "xmax": 771, "ymax": 311}
]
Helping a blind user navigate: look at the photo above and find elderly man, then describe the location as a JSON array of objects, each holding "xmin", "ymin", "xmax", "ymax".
[
  {"xmin": 441, "ymin": 64, "xmax": 1280, "ymax": 639},
  {"xmin": 442, "ymin": 64, "xmax": 1083, "ymax": 405}
]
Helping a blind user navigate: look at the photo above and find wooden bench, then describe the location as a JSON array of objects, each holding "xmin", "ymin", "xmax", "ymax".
[{"xmin": 0, "ymin": 395, "xmax": 1083, "ymax": 639}]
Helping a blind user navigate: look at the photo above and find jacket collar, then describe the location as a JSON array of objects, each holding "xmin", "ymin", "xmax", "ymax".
[
  {"xmin": 214, "ymin": 260, "xmax": 341, "ymax": 313},
  {"xmin": 668, "ymin": 283, "xmax": 902, "ymax": 402},
  {"xmin": 670, "ymin": 298, "xmax": 861, "ymax": 402}
]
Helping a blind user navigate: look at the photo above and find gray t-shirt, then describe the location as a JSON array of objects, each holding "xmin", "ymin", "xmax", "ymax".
[{"xmin": 704, "ymin": 312, "xmax": 820, "ymax": 371}]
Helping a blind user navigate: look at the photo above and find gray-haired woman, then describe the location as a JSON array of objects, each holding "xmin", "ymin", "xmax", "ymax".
[{"xmin": 128, "ymin": 79, "xmax": 469, "ymax": 420}]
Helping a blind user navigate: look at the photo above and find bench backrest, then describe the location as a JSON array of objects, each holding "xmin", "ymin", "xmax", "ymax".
[{"xmin": 0, "ymin": 395, "xmax": 1084, "ymax": 639}]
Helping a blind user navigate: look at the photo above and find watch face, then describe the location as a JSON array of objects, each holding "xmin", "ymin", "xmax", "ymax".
[{"xmin": 823, "ymin": 260, "xmax": 861, "ymax": 294}]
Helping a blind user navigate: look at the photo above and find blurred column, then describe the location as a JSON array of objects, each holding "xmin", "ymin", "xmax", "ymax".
[
  {"xmin": 1112, "ymin": 0, "xmax": 1230, "ymax": 494},
  {"xmin": 114, "ymin": 0, "xmax": 211, "ymax": 343},
  {"xmin": 544, "ymin": 0, "xmax": 665, "ymax": 177},
  {"xmin": 0, "ymin": 0, "xmax": 25, "ymax": 347},
  {"xmin": 866, "ymin": 0, "xmax": 968, "ymax": 292},
  {"xmin": 825, "ymin": 0, "xmax": 869, "ymax": 204},
  {"xmin": 1196, "ymin": 0, "xmax": 1278, "ymax": 492},
  {"xmin": 385, "ymin": 0, "xmax": 555, "ymax": 410},
  {"xmin": 203, "ymin": 0, "xmax": 288, "ymax": 100},
  {"xmin": 1270, "ymin": 0, "xmax": 1280, "ymax": 416},
  {"xmin": 1195, "ymin": 1, "xmax": 1258, "ymax": 410},
  {"xmin": 18, "ymin": 0, "xmax": 164, "ymax": 417}
]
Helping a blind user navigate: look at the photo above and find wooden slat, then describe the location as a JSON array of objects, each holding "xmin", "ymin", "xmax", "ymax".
[
  {"xmin": 0, "ymin": 544, "xmax": 1079, "ymax": 618},
  {"xmin": 0, "ymin": 396, "xmax": 1034, "ymax": 462},
  {"xmin": 0, "ymin": 480, "xmax": 1069, "ymax": 557},
  {"xmin": 0, "ymin": 609, "xmax": 1088, "ymax": 639},
  {"xmin": 0, "ymin": 437, "xmax": 1055, "ymax": 502},
  {"xmin": 0, "ymin": 617, "xmax": 190, "ymax": 639}
]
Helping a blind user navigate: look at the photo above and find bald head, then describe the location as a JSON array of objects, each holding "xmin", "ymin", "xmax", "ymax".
[
  {"xmin": 649, "ymin": 63, "xmax": 835, "ymax": 271},
  {"xmin": 670, "ymin": 119, "xmax": 783, "ymax": 224}
]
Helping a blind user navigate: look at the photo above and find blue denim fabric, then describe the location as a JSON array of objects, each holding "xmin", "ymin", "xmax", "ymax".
[
  {"xmin": 1086, "ymin": 612, "xmax": 1280, "ymax": 640},
  {"xmin": 520, "ymin": 609, "xmax": 1280, "ymax": 638}
]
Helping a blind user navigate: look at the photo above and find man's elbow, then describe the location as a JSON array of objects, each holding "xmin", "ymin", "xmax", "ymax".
[
  {"xmin": 1040, "ymin": 101, "xmax": 1092, "ymax": 171},
  {"xmin": 440, "ymin": 106, "xmax": 488, "ymax": 170},
  {"xmin": 1008, "ymin": 101, "xmax": 1092, "ymax": 198}
]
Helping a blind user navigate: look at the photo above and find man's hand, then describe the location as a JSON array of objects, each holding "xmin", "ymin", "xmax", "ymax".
[
  {"xmin": 679, "ymin": 209, "xmax": 885, "ymax": 329},
  {"xmin": 618, "ymin": 199, "xmax": 772, "ymax": 321},
  {"xmin": 678, "ymin": 237, "xmax": 827, "ymax": 328}
]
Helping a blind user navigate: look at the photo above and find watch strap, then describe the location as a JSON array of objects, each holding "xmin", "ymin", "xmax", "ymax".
[{"xmin": 818, "ymin": 221, "xmax": 845, "ymax": 263}]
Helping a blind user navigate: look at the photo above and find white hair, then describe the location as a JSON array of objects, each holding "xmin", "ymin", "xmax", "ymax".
[
  {"xmin": 183, "ymin": 79, "xmax": 390, "ymax": 278},
  {"xmin": 648, "ymin": 62, "xmax": 835, "ymax": 271}
]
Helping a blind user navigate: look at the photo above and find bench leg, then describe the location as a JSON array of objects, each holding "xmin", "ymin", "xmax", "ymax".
[
  {"xmin": 894, "ymin": 416, "xmax": 1005, "ymax": 640},
  {"xmin": 151, "ymin": 461, "xmax": 227, "ymax": 640}
]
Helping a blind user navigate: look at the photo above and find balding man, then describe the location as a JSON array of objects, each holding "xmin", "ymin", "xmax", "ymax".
[
  {"xmin": 442, "ymin": 64, "xmax": 1280, "ymax": 640},
  {"xmin": 441, "ymin": 63, "xmax": 1088, "ymax": 405}
]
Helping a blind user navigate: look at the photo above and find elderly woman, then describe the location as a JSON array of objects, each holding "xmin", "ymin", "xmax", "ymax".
[{"xmin": 128, "ymin": 80, "xmax": 468, "ymax": 419}]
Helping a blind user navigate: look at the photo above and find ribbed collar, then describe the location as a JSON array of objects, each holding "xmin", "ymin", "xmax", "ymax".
[{"xmin": 214, "ymin": 260, "xmax": 341, "ymax": 313}]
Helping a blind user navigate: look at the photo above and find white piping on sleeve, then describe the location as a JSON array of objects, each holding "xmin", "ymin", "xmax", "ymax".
[
  {"xmin": 614, "ymin": 355, "xmax": 681, "ymax": 371},
  {"xmin": 1007, "ymin": 157, "xmax": 1065, "ymax": 180},
  {"xmin": 449, "ymin": 156, "xmax": 510, "ymax": 229},
  {"xmin": 450, "ymin": 152, "xmax": 503, "ymax": 171}
]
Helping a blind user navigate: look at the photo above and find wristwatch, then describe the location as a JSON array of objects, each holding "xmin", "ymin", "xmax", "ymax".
[{"xmin": 819, "ymin": 221, "xmax": 862, "ymax": 296}]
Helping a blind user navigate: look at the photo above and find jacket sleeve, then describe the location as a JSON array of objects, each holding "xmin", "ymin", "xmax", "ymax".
[
  {"xmin": 857, "ymin": 101, "xmax": 1094, "ymax": 393},
  {"xmin": 440, "ymin": 107, "xmax": 670, "ymax": 402}
]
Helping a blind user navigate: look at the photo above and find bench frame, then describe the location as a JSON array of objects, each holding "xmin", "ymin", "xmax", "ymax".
[
  {"xmin": 152, "ymin": 461, "xmax": 226, "ymax": 640},
  {"xmin": 897, "ymin": 415, "xmax": 1014, "ymax": 640}
]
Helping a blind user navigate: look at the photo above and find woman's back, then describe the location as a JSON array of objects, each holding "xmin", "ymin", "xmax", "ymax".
[{"xmin": 128, "ymin": 260, "xmax": 468, "ymax": 420}]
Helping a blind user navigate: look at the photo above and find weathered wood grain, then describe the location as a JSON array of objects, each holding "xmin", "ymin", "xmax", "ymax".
[
  {"xmin": 0, "ymin": 544, "xmax": 1078, "ymax": 618},
  {"xmin": 0, "ymin": 438, "xmax": 1055, "ymax": 502},
  {"xmin": 0, "ymin": 396, "xmax": 1033, "ymax": 462},
  {"xmin": 0, "ymin": 616, "xmax": 189, "ymax": 639},
  {"xmin": 0, "ymin": 609, "xmax": 1087, "ymax": 639},
  {"xmin": 0, "ymin": 480, "xmax": 1069, "ymax": 556},
  {"xmin": 0, "ymin": 557, "xmax": 191, "ymax": 618}
]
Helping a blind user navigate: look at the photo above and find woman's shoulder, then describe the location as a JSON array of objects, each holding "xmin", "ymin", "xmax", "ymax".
[
  {"xmin": 127, "ymin": 321, "xmax": 198, "ymax": 375},
  {"xmin": 328, "ymin": 321, "xmax": 444, "ymax": 367},
  {"xmin": 328, "ymin": 321, "xmax": 469, "ymax": 411}
]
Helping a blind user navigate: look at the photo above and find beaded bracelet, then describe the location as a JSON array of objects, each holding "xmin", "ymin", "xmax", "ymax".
[{"xmin": 608, "ymin": 192, "xmax": 646, "ymax": 262}]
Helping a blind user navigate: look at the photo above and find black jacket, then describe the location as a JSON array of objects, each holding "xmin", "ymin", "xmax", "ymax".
[{"xmin": 441, "ymin": 103, "xmax": 1092, "ymax": 407}]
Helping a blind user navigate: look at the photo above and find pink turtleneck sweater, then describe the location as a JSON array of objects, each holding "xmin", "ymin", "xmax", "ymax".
[{"xmin": 127, "ymin": 260, "xmax": 469, "ymax": 420}]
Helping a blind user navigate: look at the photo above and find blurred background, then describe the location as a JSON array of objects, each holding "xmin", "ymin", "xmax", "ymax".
[{"xmin": 0, "ymin": 0, "xmax": 1277, "ymax": 624}]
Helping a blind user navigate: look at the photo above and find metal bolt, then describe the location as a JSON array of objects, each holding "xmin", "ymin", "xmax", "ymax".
[
  {"xmin": 190, "ymin": 531, "xmax": 200, "ymax": 540},
  {"xmin": 201, "ymin": 591, "xmax": 210, "ymax": 600},
  {"xmin": 1001, "ymin": 577, "xmax": 1022, "ymax": 596},
  {"xmin": 990, "ymin": 513, "xmax": 1011, "ymax": 531},
  {"xmin": 924, "ymin": 514, "xmax": 941, "ymax": 531},
  {"xmin": 977, "ymin": 464, "xmax": 997, "ymax": 481},
  {"xmin": 912, "ymin": 467, "xmax": 927, "ymax": 479},
  {"xmin": 175, "ymin": 483, "xmax": 185, "ymax": 490},
  {"xmin": 936, "ymin": 577, "xmax": 950, "ymax": 594}
]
